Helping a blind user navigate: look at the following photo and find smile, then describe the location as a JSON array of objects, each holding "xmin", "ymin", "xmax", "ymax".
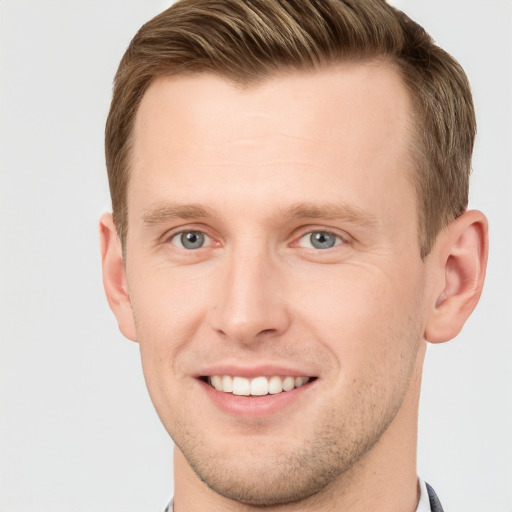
[{"xmin": 206, "ymin": 375, "xmax": 312, "ymax": 396}]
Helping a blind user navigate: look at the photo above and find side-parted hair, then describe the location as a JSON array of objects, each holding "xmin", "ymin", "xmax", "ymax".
[{"xmin": 105, "ymin": 0, "xmax": 475, "ymax": 258}]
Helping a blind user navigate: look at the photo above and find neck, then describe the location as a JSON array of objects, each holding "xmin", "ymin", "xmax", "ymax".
[{"xmin": 173, "ymin": 345, "xmax": 425, "ymax": 512}]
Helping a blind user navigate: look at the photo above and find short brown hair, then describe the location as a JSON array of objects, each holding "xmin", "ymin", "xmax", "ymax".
[{"xmin": 105, "ymin": 0, "xmax": 475, "ymax": 257}]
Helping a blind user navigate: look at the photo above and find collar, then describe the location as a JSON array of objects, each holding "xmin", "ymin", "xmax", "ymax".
[{"xmin": 416, "ymin": 477, "xmax": 432, "ymax": 512}]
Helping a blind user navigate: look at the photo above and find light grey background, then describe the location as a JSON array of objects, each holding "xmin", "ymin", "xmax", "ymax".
[{"xmin": 0, "ymin": 1, "xmax": 510, "ymax": 511}]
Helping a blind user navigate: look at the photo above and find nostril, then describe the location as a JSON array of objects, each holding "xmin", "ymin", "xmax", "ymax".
[{"xmin": 258, "ymin": 328, "xmax": 277, "ymax": 336}]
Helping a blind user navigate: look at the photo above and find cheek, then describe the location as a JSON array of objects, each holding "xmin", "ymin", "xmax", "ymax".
[
  {"xmin": 129, "ymin": 262, "xmax": 211, "ymax": 338},
  {"xmin": 292, "ymin": 262, "xmax": 426, "ymax": 377},
  {"xmin": 127, "ymin": 268, "xmax": 209, "ymax": 429},
  {"xmin": 126, "ymin": 264, "xmax": 214, "ymax": 402}
]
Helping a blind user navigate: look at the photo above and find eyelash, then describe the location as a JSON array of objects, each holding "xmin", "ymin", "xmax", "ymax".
[
  {"xmin": 165, "ymin": 227, "xmax": 348, "ymax": 251},
  {"xmin": 294, "ymin": 230, "xmax": 345, "ymax": 250},
  {"xmin": 168, "ymin": 230, "xmax": 214, "ymax": 250}
]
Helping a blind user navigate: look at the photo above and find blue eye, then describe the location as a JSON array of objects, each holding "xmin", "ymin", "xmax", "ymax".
[
  {"xmin": 299, "ymin": 231, "xmax": 342, "ymax": 249},
  {"xmin": 171, "ymin": 231, "xmax": 209, "ymax": 249}
]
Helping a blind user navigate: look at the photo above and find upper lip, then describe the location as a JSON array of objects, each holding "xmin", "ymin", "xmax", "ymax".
[{"xmin": 196, "ymin": 364, "xmax": 316, "ymax": 379}]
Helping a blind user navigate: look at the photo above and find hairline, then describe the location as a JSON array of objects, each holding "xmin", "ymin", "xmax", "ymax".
[{"xmin": 120, "ymin": 59, "xmax": 432, "ymax": 258}]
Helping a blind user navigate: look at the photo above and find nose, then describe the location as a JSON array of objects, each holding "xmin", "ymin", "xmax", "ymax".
[{"xmin": 210, "ymin": 244, "xmax": 291, "ymax": 344}]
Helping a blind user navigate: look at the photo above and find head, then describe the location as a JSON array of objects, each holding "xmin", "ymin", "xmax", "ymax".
[{"xmin": 101, "ymin": 0, "xmax": 487, "ymax": 508}]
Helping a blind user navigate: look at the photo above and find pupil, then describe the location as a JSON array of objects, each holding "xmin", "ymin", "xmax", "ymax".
[
  {"xmin": 181, "ymin": 231, "xmax": 204, "ymax": 249},
  {"xmin": 311, "ymin": 232, "xmax": 335, "ymax": 249}
]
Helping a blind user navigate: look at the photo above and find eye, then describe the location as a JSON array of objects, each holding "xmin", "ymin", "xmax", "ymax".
[
  {"xmin": 170, "ymin": 230, "xmax": 210, "ymax": 250},
  {"xmin": 298, "ymin": 231, "xmax": 343, "ymax": 250}
]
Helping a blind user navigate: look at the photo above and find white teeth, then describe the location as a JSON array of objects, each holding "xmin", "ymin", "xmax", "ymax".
[
  {"xmin": 282, "ymin": 376, "xmax": 295, "ymax": 391},
  {"xmin": 211, "ymin": 375, "xmax": 223, "ymax": 391},
  {"xmin": 268, "ymin": 376, "xmax": 283, "ymax": 394},
  {"xmin": 295, "ymin": 377, "xmax": 307, "ymax": 388},
  {"xmin": 222, "ymin": 375, "xmax": 233, "ymax": 392},
  {"xmin": 232, "ymin": 376, "xmax": 251, "ymax": 396},
  {"xmin": 207, "ymin": 375, "xmax": 311, "ymax": 396},
  {"xmin": 250, "ymin": 376, "xmax": 269, "ymax": 396}
]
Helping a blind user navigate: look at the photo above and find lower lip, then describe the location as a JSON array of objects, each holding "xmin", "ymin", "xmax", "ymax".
[{"xmin": 198, "ymin": 379, "xmax": 315, "ymax": 417}]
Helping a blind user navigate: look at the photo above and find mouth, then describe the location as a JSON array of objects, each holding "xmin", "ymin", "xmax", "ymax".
[{"xmin": 202, "ymin": 375, "xmax": 316, "ymax": 396}]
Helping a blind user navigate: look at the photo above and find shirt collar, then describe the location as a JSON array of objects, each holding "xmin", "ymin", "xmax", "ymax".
[{"xmin": 416, "ymin": 477, "xmax": 432, "ymax": 512}]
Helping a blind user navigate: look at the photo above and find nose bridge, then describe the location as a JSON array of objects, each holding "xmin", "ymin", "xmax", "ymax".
[{"xmin": 212, "ymin": 238, "xmax": 289, "ymax": 343}]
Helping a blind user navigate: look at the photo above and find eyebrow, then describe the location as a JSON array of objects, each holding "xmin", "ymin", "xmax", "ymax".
[
  {"xmin": 142, "ymin": 203, "xmax": 216, "ymax": 225},
  {"xmin": 141, "ymin": 201, "xmax": 379, "ymax": 228},
  {"xmin": 280, "ymin": 202, "xmax": 379, "ymax": 227}
]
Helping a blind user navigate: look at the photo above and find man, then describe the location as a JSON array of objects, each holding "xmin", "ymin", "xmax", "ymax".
[{"xmin": 100, "ymin": 1, "xmax": 488, "ymax": 511}]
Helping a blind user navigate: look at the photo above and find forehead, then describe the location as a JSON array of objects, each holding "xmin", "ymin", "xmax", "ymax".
[{"xmin": 129, "ymin": 63, "xmax": 415, "ymax": 234}]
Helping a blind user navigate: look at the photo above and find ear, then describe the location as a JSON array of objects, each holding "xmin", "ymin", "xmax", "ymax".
[
  {"xmin": 99, "ymin": 213, "xmax": 137, "ymax": 342},
  {"xmin": 425, "ymin": 210, "xmax": 488, "ymax": 343}
]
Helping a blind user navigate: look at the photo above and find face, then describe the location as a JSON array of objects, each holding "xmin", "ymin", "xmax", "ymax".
[{"xmin": 122, "ymin": 64, "xmax": 432, "ymax": 505}]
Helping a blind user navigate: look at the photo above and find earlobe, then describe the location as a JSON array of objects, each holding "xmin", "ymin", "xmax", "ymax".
[
  {"xmin": 425, "ymin": 210, "xmax": 488, "ymax": 344},
  {"xmin": 99, "ymin": 213, "xmax": 137, "ymax": 342}
]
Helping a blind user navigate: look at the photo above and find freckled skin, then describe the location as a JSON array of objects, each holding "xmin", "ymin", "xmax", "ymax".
[{"xmin": 106, "ymin": 63, "xmax": 446, "ymax": 511}]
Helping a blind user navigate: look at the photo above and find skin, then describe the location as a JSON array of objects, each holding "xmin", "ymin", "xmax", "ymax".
[{"xmin": 101, "ymin": 62, "xmax": 488, "ymax": 512}]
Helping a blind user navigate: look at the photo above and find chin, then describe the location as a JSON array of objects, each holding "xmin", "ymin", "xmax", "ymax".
[
  {"xmin": 172, "ymin": 420, "xmax": 384, "ymax": 507},
  {"xmin": 188, "ymin": 451, "xmax": 340, "ymax": 506}
]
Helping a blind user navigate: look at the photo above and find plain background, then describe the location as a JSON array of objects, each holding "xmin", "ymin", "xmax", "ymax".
[{"xmin": 0, "ymin": 1, "xmax": 511, "ymax": 511}]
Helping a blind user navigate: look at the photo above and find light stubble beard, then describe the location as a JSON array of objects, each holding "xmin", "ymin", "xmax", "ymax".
[{"xmin": 168, "ymin": 369, "xmax": 417, "ymax": 508}]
